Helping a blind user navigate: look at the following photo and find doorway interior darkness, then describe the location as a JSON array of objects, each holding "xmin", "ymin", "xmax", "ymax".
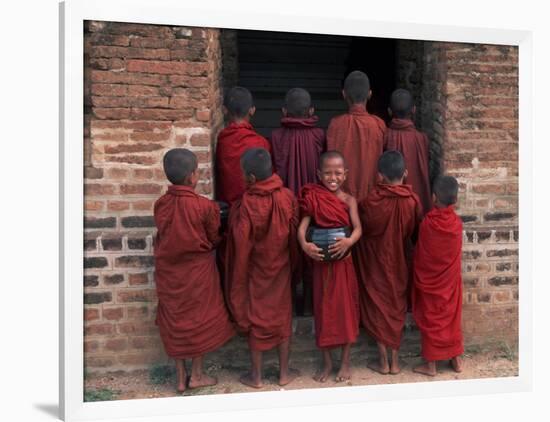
[{"xmin": 233, "ymin": 30, "xmax": 397, "ymax": 138}]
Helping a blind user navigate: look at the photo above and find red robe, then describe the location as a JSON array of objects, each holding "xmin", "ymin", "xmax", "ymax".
[
  {"xmin": 413, "ymin": 206, "xmax": 464, "ymax": 361},
  {"xmin": 355, "ymin": 183, "xmax": 422, "ymax": 349},
  {"xmin": 154, "ymin": 185, "xmax": 234, "ymax": 359},
  {"xmin": 384, "ymin": 118, "xmax": 432, "ymax": 215},
  {"xmin": 215, "ymin": 121, "xmax": 272, "ymax": 206},
  {"xmin": 271, "ymin": 116, "xmax": 325, "ymax": 196},
  {"xmin": 225, "ymin": 174, "xmax": 298, "ymax": 351},
  {"xmin": 326, "ymin": 104, "xmax": 386, "ymax": 201},
  {"xmin": 299, "ymin": 184, "xmax": 360, "ymax": 348}
]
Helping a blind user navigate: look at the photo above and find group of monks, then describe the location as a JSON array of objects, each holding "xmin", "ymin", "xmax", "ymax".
[{"xmin": 152, "ymin": 70, "xmax": 465, "ymax": 393}]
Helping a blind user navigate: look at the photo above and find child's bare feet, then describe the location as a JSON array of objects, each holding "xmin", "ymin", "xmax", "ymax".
[
  {"xmin": 367, "ymin": 360, "xmax": 390, "ymax": 375},
  {"xmin": 176, "ymin": 379, "xmax": 187, "ymax": 393},
  {"xmin": 389, "ymin": 348, "xmax": 401, "ymax": 374},
  {"xmin": 335, "ymin": 365, "xmax": 351, "ymax": 382},
  {"xmin": 239, "ymin": 373, "xmax": 263, "ymax": 389},
  {"xmin": 188, "ymin": 373, "xmax": 217, "ymax": 389},
  {"xmin": 313, "ymin": 361, "xmax": 332, "ymax": 383},
  {"xmin": 450, "ymin": 356, "xmax": 463, "ymax": 373},
  {"xmin": 413, "ymin": 361, "xmax": 436, "ymax": 376},
  {"xmin": 279, "ymin": 368, "xmax": 300, "ymax": 386}
]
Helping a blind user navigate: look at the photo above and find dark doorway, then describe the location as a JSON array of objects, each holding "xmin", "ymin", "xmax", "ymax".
[{"xmin": 234, "ymin": 30, "xmax": 397, "ymax": 138}]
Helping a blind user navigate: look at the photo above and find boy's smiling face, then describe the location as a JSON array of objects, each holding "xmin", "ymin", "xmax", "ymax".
[{"xmin": 317, "ymin": 157, "xmax": 347, "ymax": 192}]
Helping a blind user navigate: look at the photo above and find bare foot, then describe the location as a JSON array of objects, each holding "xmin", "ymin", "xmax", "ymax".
[
  {"xmin": 188, "ymin": 373, "xmax": 217, "ymax": 389},
  {"xmin": 367, "ymin": 360, "xmax": 390, "ymax": 375},
  {"xmin": 279, "ymin": 368, "xmax": 300, "ymax": 386},
  {"xmin": 313, "ymin": 363, "xmax": 332, "ymax": 383},
  {"xmin": 413, "ymin": 362, "xmax": 436, "ymax": 377},
  {"xmin": 451, "ymin": 356, "xmax": 463, "ymax": 373},
  {"xmin": 390, "ymin": 359, "xmax": 401, "ymax": 375},
  {"xmin": 239, "ymin": 373, "xmax": 263, "ymax": 389},
  {"xmin": 176, "ymin": 380, "xmax": 186, "ymax": 394},
  {"xmin": 335, "ymin": 366, "xmax": 351, "ymax": 382}
]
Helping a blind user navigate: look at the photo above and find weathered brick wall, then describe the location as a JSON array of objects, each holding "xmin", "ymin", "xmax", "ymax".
[
  {"xmin": 83, "ymin": 21, "xmax": 224, "ymax": 372},
  {"xmin": 422, "ymin": 42, "xmax": 519, "ymax": 346}
]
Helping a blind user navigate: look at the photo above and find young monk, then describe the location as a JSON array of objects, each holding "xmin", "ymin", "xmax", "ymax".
[
  {"xmin": 216, "ymin": 86, "xmax": 272, "ymax": 206},
  {"xmin": 326, "ymin": 70, "xmax": 386, "ymax": 201},
  {"xmin": 271, "ymin": 87, "xmax": 326, "ymax": 195},
  {"xmin": 271, "ymin": 87, "xmax": 325, "ymax": 316},
  {"xmin": 225, "ymin": 148, "xmax": 299, "ymax": 388},
  {"xmin": 298, "ymin": 151, "xmax": 362, "ymax": 383},
  {"xmin": 154, "ymin": 149, "xmax": 235, "ymax": 393},
  {"xmin": 413, "ymin": 175, "xmax": 464, "ymax": 376},
  {"xmin": 355, "ymin": 151, "xmax": 422, "ymax": 375},
  {"xmin": 384, "ymin": 88, "xmax": 432, "ymax": 215}
]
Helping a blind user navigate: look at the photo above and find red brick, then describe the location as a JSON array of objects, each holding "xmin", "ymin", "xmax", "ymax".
[
  {"xmin": 127, "ymin": 85, "xmax": 161, "ymax": 96},
  {"xmin": 84, "ymin": 308, "xmax": 100, "ymax": 321},
  {"xmin": 131, "ymin": 108, "xmax": 193, "ymax": 121},
  {"xmin": 85, "ymin": 323, "xmax": 114, "ymax": 336},
  {"xmin": 127, "ymin": 305, "xmax": 150, "ymax": 318},
  {"xmin": 120, "ymin": 184, "xmax": 163, "ymax": 195},
  {"xmin": 84, "ymin": 340, "xmax": 100, "ymax": 353},
  {"xmin": 186, "ymin": 62, "xmax": 209, "ymax": 76},
  {"xmin": 85, "ymin": 184, "xmax": 116, "ymax": 196},
  {"xmin": 92, "ymin": 96, "xmax": 130, "ymax": 108},
  {"xmin": 91, "ymin": 70, "xmax": 167, "ymax": 86},
  {"xmin": 89, "ymin": 58, "xmax": 126, "ymax": 71},
  {"xmin": 107, "ymin": 201, "xmax": 130, "ymax": 211},
  {"xmin": 89, "ymin": 33, "xmax": 130, "ymax": 47},
  {"xmin": 471, "ymin": 184, "xmax": 507, "ymax": 195},
  {"xmin": 129, "ymin": 37, "xmax": 174, "ymax": 49},
  {"xmin": 105, "ymin": 155, "xmax": 158, "ymax": 165},
  {"xmin": 195, "ymin": 109, "xmax": 211, "ymax": 122},
  {"xmin": 103, "ymin": 307, "xmax": 124, "ymax": 321},
  {"xmin": 129, "ymin": 132, "xmax": 171, "ymax": 142},
  {"xmin": 104, "ymin": 143, "xmax": 164, "ymax": 154},
  {"xmin": 189, "ymin": 133, "xmax": 210, "ymax": 147},
  {"xmin": 85, "ymin": 356, "xmax": 116, "ymax": 368},
  {"xmin": 118, "ymin": 321, "xmax": 158, "ymax": 335},
  {"xmin": 129, "ymin": 272, "xmax": 149, "ymax": 285},
  {"xmin": 91, "ymin": 132, "xmax": 129, "ymax": 143},
  {"xmin": 130, "ymin": 96, "xmax": 170, "ymax": 108},
  {"xmin": 133, "ymin": 169, "xmax": 153, "ymax": 179},
  {"xmin": 85, "ymin": 200, "xmax": 104, "ymax": 211},
  {"xmin": 131, "ymin": 336, "xmax": 159, "ymax": 350},
  {"xmin": 117, "ymin": 289, "xmax": 155, "ymax": 303},
  {"xmin": 91, "ymin": 83, "xmax": 128, "ymax": 96},
  {"xmin": 127, "ymin": 59, "xmax": 187, "ymax": 75},
  {"xmin": 93, "ymin": 107, "xmax": 131, "ymax": 120},
  {"xmin": 105, "ymin": 168, "xmax": 130, "ymax": 179},
  {"xmin": 104, "ymin": 338, "xmax": 128, "ymax": 352},
  {"xmin": 132, "ymin": 200, "xmax": 155, "ymax": 211},
  {"xmin": 494, "ymin": 290, "xmax": 511, "ymax": 303}
]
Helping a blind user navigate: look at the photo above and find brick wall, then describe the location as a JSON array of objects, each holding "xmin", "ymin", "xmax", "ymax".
[
  {"xmin": 83, "ymin": 23, "xmax": 519, "ymax": 373},
  {"xmin": 83, "ymin": 21, "xmax": 224, "ymax": 371},
  {"xmin": 420, "ymin": 42, "xmax": 519, "ymax": 346}
]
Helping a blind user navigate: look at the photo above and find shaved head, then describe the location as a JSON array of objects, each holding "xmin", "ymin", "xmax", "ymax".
[
  {"xmin": 343, "ymin": 70, "xmax": 370, "ymax": 104},
  {"xmin": 224, "ymin": 86, "xmax": 254, "ymax": 118},
  {"xmin": 390, "ymin": 88, "xmax": 414, "ymax": 118},
  {"xmin": 163, "ymin": 148, "xmax": 197, "ymax": 185},
  {"xmin": 240, "ymin": 148, "xmax": 273, "ymax": 181},
  {"xmin": 433, "ymin": 175, "xmax": 459, "ymax": 206},
  {"xmin": 378, "ymin": 150, "xmax": 405, "ymax": 182},
  {"xmin": 284, "ymin": 87, "xmax": 312, "ymax": 117},
  {"xmin": 319, "ymin": 150, "xmax": 346, "ymax": 170}
]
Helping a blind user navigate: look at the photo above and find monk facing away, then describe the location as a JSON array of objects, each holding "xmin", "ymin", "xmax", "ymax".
[
  {"xmin": 225, "ymin": 148, "xmax": 299, "ymax": 389},
  {"xmin": 216, "ymin": 86, "xmax": 272, "ymax": 206},
  {"xmin": 384, "ymin": 88, "xmax": 432, "ymax": 215},
  {"xmin": 154, "ymin": 149, "xmax": 235, "ymax": 393},
  {"xmin": 326, "ymin": 70, "xmax": 386, "ymax": 202},
  {"xmin": 413, "ymin": 175, "xmax": 464, "ymax": 376},
  {"xmin": 298, "ymin": 151, "xmax": 362, "ymax": 383},
  {"xmin": 271, "ymin": 87, "xmax": 326, "ymax": 316},
  {"xmin": 355, "ymin": 151, "xmax": 422, "ymax": 375}
]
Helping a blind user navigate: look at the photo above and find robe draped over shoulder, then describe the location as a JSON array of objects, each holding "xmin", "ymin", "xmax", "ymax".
[
  {"xmin": 413, "ymin": 206, "xmax": 464, "ymax": 361},
  {"xmin": 355, "ymin": 183, "xmax": 422, "ymax": 349},
  {"xmin": 299, "ymin": 184, "xmax": 360, "ymax": 348},
  {"xmin": 225, "ymin": 174, "xmax": 298, "ymax": 351},
  {"xmin": 154, "ymin": 185, "xmax": 235, "ymax": 359}
]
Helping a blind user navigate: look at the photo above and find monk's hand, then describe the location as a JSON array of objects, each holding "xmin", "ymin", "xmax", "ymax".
[
  {"xmin": 329, "ymin": 237, "xmax": 352, "ymax": 259},
  {"xmin": 303, "ymin": 242, "xmax": 324, "ymax": 261}
]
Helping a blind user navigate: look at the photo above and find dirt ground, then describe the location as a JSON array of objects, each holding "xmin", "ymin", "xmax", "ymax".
[{"xmin": 85, "ymin": 347, "xmax": 518, "ymax": 400}]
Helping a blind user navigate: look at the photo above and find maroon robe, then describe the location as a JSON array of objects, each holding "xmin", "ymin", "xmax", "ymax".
[
  {"xmin": 355, "ymin": 183, "xmax": 422, "ymax": 349},
  {"xmin": 326, "ymin": 104, "xmax": 386, "ymax": 201},
  {"xmin": 215, "ymin": 121, "xmax": 272, "ymax": 206},
  {"xmin": 225, "ymin": 174, "xmax": 298, "ymax": 351},
  {"xmin": 154, "ymin": 185, "xmax": 234, "ymax": 359},
  {"xmin": 299, "ymin": 184, "xmax": 360, "ymax": 348},
  {"xmin": 413, "ymin": 206, "xmax": 464, "ymax": 361},
  {"xmin": 384, "ymin": 118, "xmax": 432, "ymax": 215},
  {"xmin": 271, "ymin": 116, "xmax": 325, "ymax": 196}
]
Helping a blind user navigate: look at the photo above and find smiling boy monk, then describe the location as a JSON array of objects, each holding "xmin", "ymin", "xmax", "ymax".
[
  {"xmin": 412, "ymin": 175, "xmax": 464, "ymax": 376},
  {"xmin": 225, "ymin": 148, "xmax": 299, "ymax": 389},
  {"xmin": 154, "ymin": 149, "xmax": 235, "ymax": 393},
  {"xmin": 298, "ymin": 151, "xmax": 362, "ymax": 383},
  {"xmin": 355, "ymin": 151, "xmax": 422, "ymax": 375}
]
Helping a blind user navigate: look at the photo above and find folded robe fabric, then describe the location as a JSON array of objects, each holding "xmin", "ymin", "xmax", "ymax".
[
  {"xmin": 355, "ymin": 183, "xmax": 422, "ymax": 349},
  {"xmin": 413, "ymin": 206, "xmax": 464, "ymax": 361},
  {"xmin": 271, "ymin": 116, "xmax": 325, "ymax": 196},
  {"xmin": 225, "ymin": 174, "xmax": 299, "ymax": 351},
  {"xmin": 384, "ymin": 118, "xmax": 432, "ymax": 215},
  {"xmin": 326, "ymin": 104, "xmax": 386, "ymax": 202},
  {"xmin": 154, "ymin": 185, "xmax": 235, "ymax": 359},
  {"xmin": 299, "ymin": 184, "xmax": 360, "ymax": 348},
  {"xmin": 215, "ymin": 121, "xmax": 272, "ymax": 206}
]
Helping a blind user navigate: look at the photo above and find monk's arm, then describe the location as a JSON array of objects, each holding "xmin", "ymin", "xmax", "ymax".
[{"xmin": 297, "ymin": 215, "xmax": 324, "ymax": 261}]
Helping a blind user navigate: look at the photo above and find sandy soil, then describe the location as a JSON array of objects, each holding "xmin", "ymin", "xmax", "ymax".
[{"xmin": 85, "ymin": 348, "xmax": 518, "ymax": 401}]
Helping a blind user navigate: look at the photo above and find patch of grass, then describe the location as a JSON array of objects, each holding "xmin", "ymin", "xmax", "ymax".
[
  {"xmin": 464, "ymin": 344, "xmax": 483, "ymax": 357},
  {"xmin": 497, "ymin": 342, "xmax": 518, "ymax": 361},
  {"xmin": 84, "ymin": 388, "xmax": 118, "ymax": 402},
  {"xmin": 149, "ymin": 363, "xmax": 175, "ymax": 385}
]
